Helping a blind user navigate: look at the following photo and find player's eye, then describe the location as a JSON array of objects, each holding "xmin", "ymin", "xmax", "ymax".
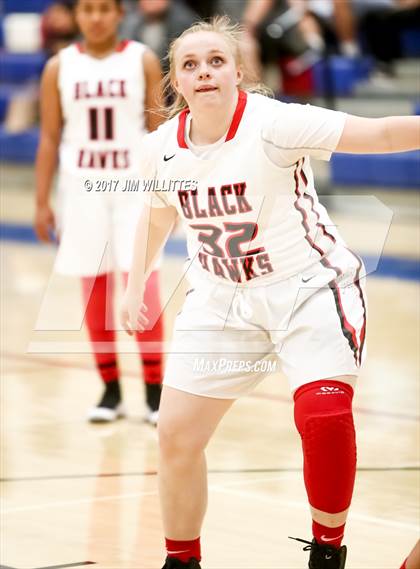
[
  {"xmin": 97, "ymin": 2, "xmax": 111, "ymax": 14},
  {"xmin": 211, "ymin": 56, "xmax": 224, "ymax": 65},
  {"xmin": 183, "ymin": 60, "xmax": 196, "ymax": 70}
]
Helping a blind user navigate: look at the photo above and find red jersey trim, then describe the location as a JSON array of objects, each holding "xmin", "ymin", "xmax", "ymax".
[
  {"xmin": 176, "ymin": 90, "xmax": 248, "ymax": 149},
  {"xmin": 116, "ymin": 39, "xmax": 131, "ymax": 52},
  {"xmin": 177, "ymin": 108, "xmax": 190, "ymax": 149},
  {"xmin": 75, "ymin": 40, "xmax": 131, "ymax": 54},
  {"xmin": 226, "ymin": 90, "xmax": 247, "ymax": 141}
]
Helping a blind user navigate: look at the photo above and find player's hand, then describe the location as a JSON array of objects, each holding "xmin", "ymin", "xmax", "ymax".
[
  {"xmin": 34, "ymin": 204, "xmax": 56, "ymax": 243},
  {"xmin": 120, "ymin": 293, "xmax": 149, "ymax": 336}
]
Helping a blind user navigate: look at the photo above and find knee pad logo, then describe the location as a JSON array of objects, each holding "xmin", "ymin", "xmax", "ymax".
[{"xmin": 317, "ymin": 386, "xmax": 345, "ymax": 395}]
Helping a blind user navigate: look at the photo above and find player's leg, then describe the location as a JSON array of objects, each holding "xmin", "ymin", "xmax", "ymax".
[
  {"xmin": 121, "ymin": 270, "xmax": 164, "ymax": 424},
  {"xmin": 55, "ymin": 186, "xmax": 118, "ymax": 421},
  {"xmin": 294, "ymin": 376, "xmax": 356, "ymax": 539},
  {"xmin": 277, "ymin": 253, "xmax": 366, "ymax": 567},
  {"xmin": 158, "ymin": 283, "xmax": 271, "ymax": 568},
  {"xmin": 400, "ymin": 540, "xmax": 420, "ymax": 569},
  {"xmin": 139, "ymin": 270, "xmax": 164, "ymax": 423},
  {"xmin": 82, "ymin": 272, "xmax": 124, "ymax": 422},
  {"xmin": 291, "ymin": 376, "xmax": 356, "ymax": 568},
  {"xmin": 158, "ymin": 386, "xmax": 234, "ymax": 568}
]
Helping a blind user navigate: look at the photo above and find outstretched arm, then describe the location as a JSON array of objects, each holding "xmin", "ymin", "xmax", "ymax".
[
  {"xmin": 121, "ymin": 203, "xmax": 178, "ymax": 335},
  {"xmin": 336, "ymin": 115, "xmax": 420, "ymax": 154}
]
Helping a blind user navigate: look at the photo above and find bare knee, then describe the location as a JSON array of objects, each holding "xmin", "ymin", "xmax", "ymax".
[
  {"xmin": 157, "ymin": 386, "xmax": 233, "ymax": 463},
  {"xmin": 158, "ymin": 417, "xmax": 208, "ymax": 461}
]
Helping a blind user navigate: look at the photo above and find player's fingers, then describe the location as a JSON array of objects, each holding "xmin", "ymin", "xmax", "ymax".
[
  {"xmin": 47, "ymin": 215, "xmax": 57, "ymax": 243},
  {"xmin": 122, "ymin": 320, "xmax": 133, "ymax": 336},
  {"xmin": 34, "ymin": 223, "xmax": 51, "ymax": 243},
  {"xmin": 137, "ymin": 312, "xmax": 149, "ymax": 327},
  {"xmin": 120, "ymin": 310, "xmax": 133, "ymax": 336},
  {"xmin": 44, "ymin": 223, "xmax": 56, "ymax": 243},
  {"xmin": 137, "ymin": 311, "xmax": 149, "ymax": 324}
]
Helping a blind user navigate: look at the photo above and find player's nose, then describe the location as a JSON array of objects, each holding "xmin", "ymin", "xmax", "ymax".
[
  {"xmin": 90, "ymin": 11, "xmax": 102, "ymax": 23},
  {"xmin": 197, "ymin": 62, "xmax": 211, "ymax": 79}
]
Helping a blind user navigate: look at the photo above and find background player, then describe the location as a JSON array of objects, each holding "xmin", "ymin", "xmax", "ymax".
[
  {"xmin": 34, "ymin": 0, "xmax": 164, "ymax": 424},
  {"xmin": 121, "ymin": 16, "xmax": 420, "ymax": 569}
]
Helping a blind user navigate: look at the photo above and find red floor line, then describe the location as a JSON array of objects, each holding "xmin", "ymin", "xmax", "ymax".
[{"xmin": 2, "ymin": 351, "xmax": 419, "ymax": 422}]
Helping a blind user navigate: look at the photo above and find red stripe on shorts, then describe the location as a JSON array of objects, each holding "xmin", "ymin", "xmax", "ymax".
[{"xmin": 293, "ymin": 159, "xmax": 361, "ymax": 365}]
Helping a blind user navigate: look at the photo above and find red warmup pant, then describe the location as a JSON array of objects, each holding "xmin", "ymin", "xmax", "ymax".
[{"xmin": 82, "ymin": 271, "xmax": 163, "ymax": 385}]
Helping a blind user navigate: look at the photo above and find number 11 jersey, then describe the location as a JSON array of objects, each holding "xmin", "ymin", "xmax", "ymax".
[{"xmin": 58, "ymin": 40, "xmax": 147, "ymax": 182}]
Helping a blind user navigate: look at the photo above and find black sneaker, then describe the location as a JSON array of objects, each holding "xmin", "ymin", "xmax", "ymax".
[
  {"xmin": 289, "ymin": 537, "xmax": 347, "ymax": 569},
  {"xmin": 161, "ymin": 557, "xmax": 201, "ymax": 569},
  {"xmin": 87, "ymin": 381, "xmax": 126, "ymax": 423}
]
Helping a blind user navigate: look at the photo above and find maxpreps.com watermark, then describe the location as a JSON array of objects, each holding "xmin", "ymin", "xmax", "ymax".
[
  {"xmin": 193, "ymin": 358, "xmax": 277, "ymax": 374},
  {"xmin": 84, "ymin": 178, "xmax": 198, "ymax": 193}
]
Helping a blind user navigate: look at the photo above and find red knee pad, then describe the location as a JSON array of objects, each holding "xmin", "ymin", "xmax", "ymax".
[{"xmin": 294, "ymin": 380, "xmax": 357, "ymax": 514}]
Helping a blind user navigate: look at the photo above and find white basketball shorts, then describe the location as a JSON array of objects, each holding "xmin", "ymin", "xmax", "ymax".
[
  {"xmin": 54, "ymin": 174, "xmax": 144, "ymax": 277},
  {"xmin": 164, "ymin": 245, "xmax": 367, "ymax": 397}
]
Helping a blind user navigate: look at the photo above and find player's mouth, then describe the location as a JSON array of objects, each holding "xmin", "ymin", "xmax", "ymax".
[
  {"xmin": 89, "ymin": 25, "xmax": 106, "ymax": 35},
  {"xmin": 195, "ymin": 85, "xmax": 218, "ymax": 93}
]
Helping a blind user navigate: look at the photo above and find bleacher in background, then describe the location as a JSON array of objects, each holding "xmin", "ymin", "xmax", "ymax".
[
  {"xmin": 0, "ymin": 0, "xmax": 52, "ymax": 162},
  {"xmin": 1, "ymin": 0, "xmax": 52, "ymax": 14},
  {"xmin": 401, "ymin": 29, "xmax": 420, "ymax": 57},
  {"xmin": 312, "ymin": 55, "xmax": 373, "ymax": 97}
]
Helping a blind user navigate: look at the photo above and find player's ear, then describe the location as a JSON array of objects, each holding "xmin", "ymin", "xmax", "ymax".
[
  {"xmin": 172, "ymin": 77, "xmax": 180, "ymax": 94},
  {"xmin": 236, "ymin": 66, "xmax": 244, "ymax": 86}
]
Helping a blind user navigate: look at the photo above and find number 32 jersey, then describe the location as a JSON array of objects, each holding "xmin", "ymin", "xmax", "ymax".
[
  {"xmin": 143, "ymin": 92, "xmax": 348, "ymax": 285},
  {"xmin": 58, "ymin": 40, "xmax": 147, "ymax": 181}
]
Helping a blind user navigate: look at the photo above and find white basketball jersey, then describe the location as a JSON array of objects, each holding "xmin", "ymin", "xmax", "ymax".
[
  {"xmin": 58, "ymin": 40, "xmax": 147, "ymax": 180},
  {"xmin": 142, "ymin": 92, "xmax": 348, "ymax": 286}
]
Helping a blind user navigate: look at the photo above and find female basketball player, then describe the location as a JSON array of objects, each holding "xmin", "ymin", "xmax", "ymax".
[
  {"xmin": 35, "ymin": 0, "xmax": 164, "ymax": 425},
  {"xmin": 121, "ymin": 16, "xmax": 420, "ymax": 569}
]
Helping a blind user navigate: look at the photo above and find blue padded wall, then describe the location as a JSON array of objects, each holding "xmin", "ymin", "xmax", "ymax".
[
  {"xmin": 0, "ymin": 126, "xmax": 39, "ymax": 162},
  {"xmin": 331, "ymin": 151, "xmax": 420, "ymax": 189},
  {"xmin": 0, "ymin": 52, "xmax": 46, "ymax": 83}
]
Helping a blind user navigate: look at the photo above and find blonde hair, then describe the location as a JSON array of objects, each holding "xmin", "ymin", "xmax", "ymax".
[{"xmin": 161, "ymin": 15, "xmax": 272, "ymax": 119}]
